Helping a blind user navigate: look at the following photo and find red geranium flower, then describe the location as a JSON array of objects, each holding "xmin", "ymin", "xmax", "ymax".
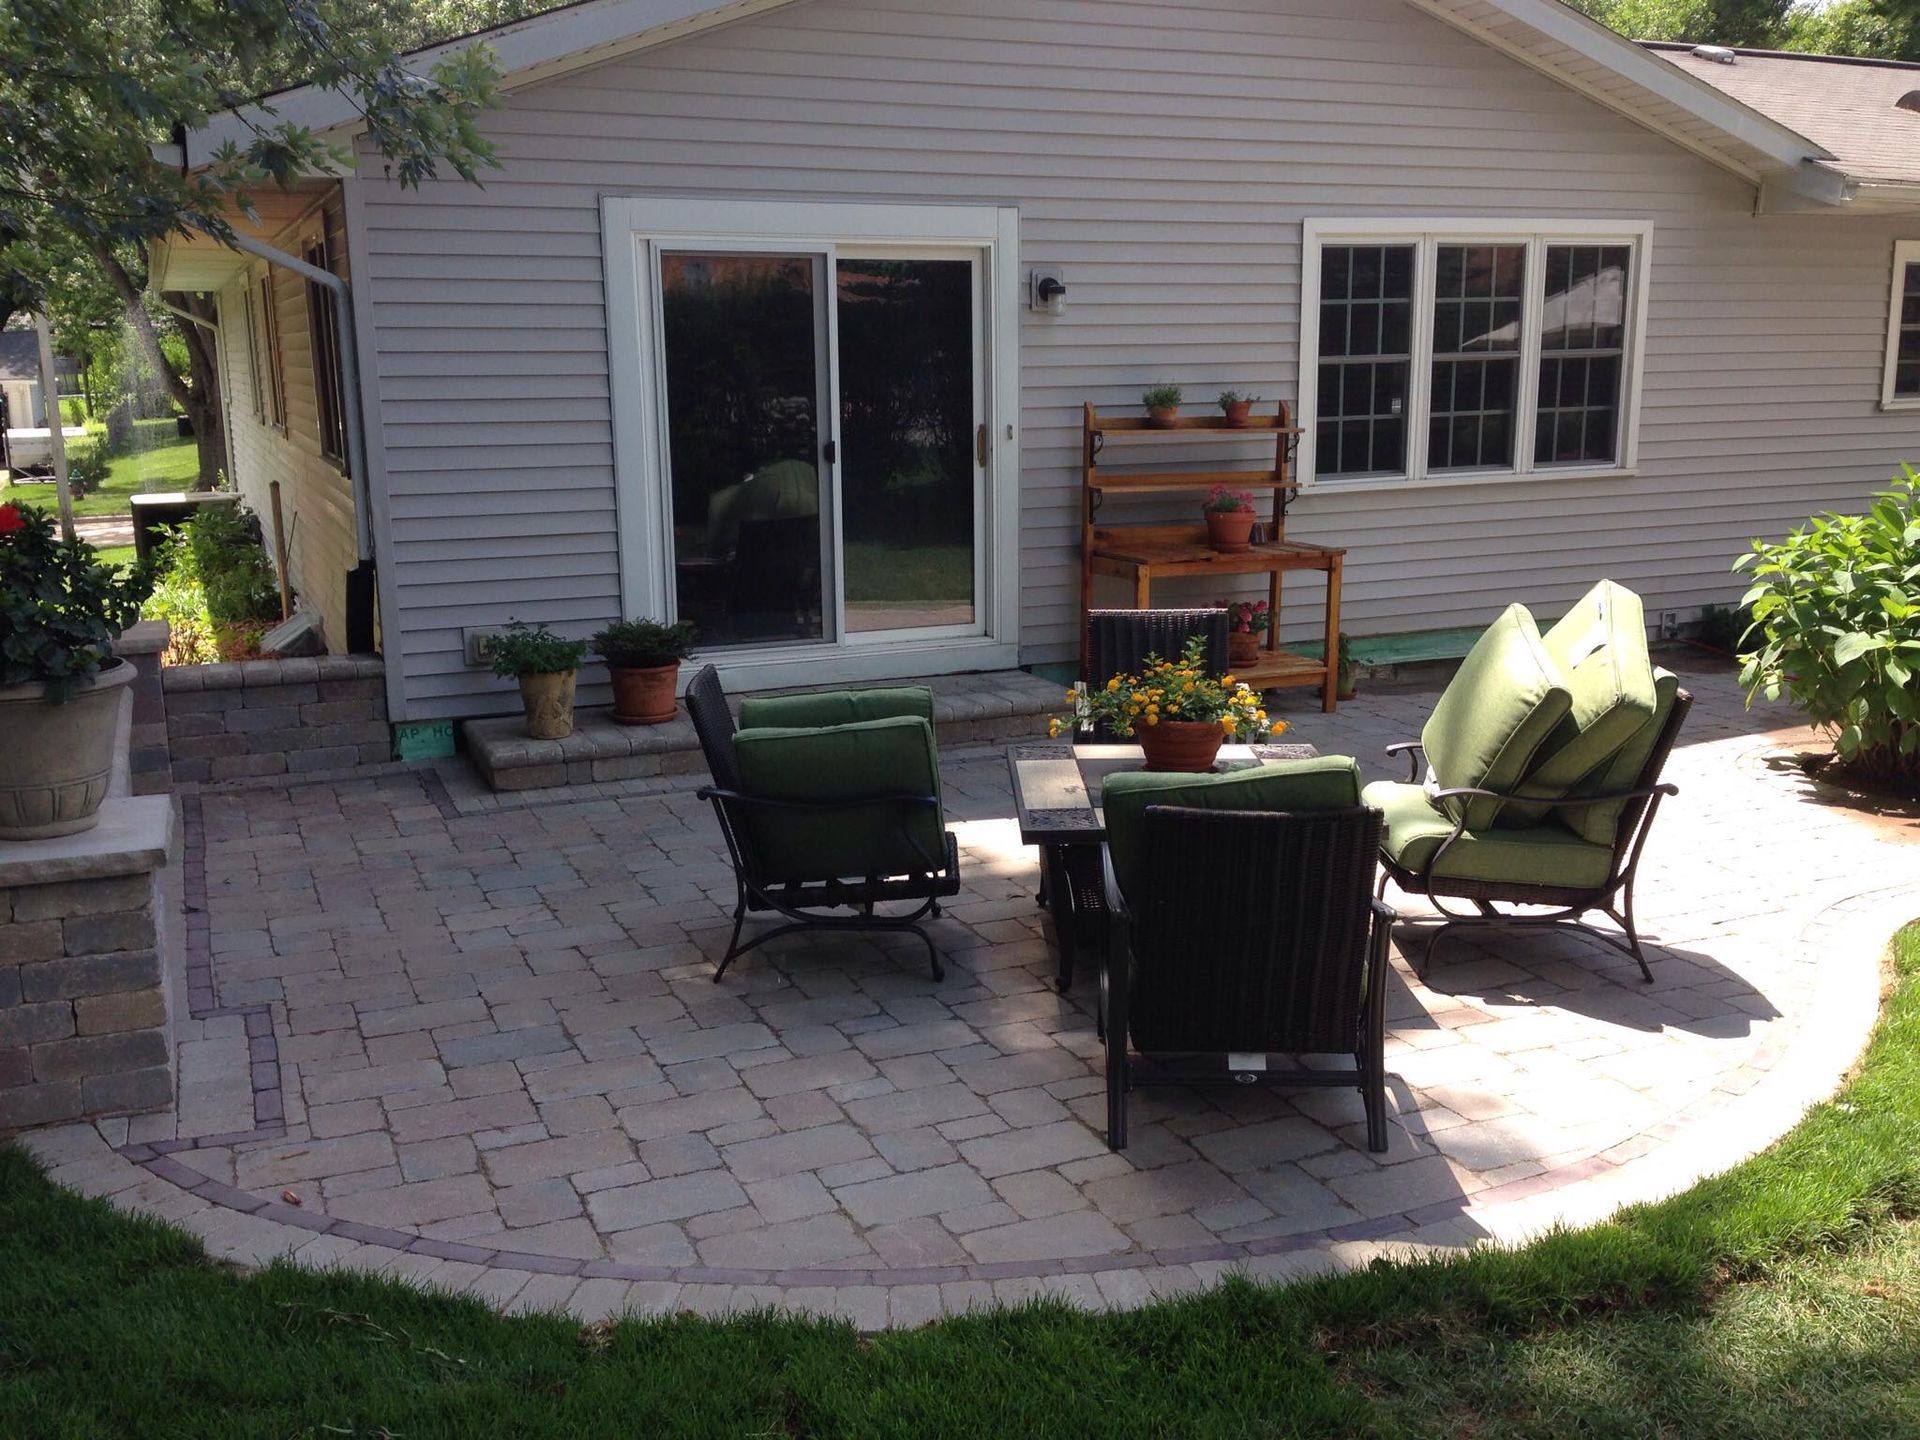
[{"xmin": 0, "ymin": 503, "xmax": 24, "ymax": 535}]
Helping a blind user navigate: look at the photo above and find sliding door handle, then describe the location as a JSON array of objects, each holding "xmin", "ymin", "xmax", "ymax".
[
  {"xmin": 823, "ymin": 439, "xmax": 837, "ymax": 465},
  {"xmin": 976, "ymin": 423, "xmax": 988, "ymax": 468}
]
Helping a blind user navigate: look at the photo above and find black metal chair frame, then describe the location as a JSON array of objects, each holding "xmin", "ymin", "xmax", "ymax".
[
  {"xmin": 1374, "ymin": 688, "xmax": 1694, "ymax": 982},
  {"xmin": 1037, "ymin": 608, "xmax": 1233, "ymax": 994},
  {"xmin": 1099, "ymin": 804, "xmax": 1396, "ymax": 1153},
  {"xmin": 686, "ymin": 665, "xmax": 959, "ymax": 983}
]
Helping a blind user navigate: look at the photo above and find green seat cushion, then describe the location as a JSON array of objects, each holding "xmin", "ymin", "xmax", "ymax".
[
  {"xmin": 731, "ymin": 715, "xmax": 946, "ymax": 883},
  {"xmin": 1103, "ymin": 756, "xmax": 1363, "ymax": 903},
  {"xmin": 738, "ymin": 685, "xmax": 935, "ymax": 731},
  {"xmin": 1420, "ymin": 603, "xmax": 1572, "ymax": 832},
  {"xmin": 1508, "ymin": 580, "xmax": 1658, "ymax": 824},
  {"xmin": 1362, "ymin": 779, "xmax": 1614, "ymax": 890},
  {"xmin": 1559, "ymin": 666, "xmax": 1681, "ymax": 846}
]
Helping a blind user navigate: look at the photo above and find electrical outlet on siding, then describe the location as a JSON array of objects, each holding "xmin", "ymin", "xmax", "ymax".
[{"xmin": 463, "ymin": 627, "xmax": 506, "ymax": 667}]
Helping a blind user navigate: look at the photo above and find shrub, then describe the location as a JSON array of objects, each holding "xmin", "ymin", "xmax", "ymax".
[
  {"xmin": 182, "ymin": 504, "xmax": 281, "ymax": 626},
  {"xmin": 592, "ymin": 618, "xmax": 697, "ymax": 669},
  {"xmin": 0, "ymin": 502, "xmax": 152, "ymax": 697},
  {"xmin": 64, "ymin": 440, "xmax": 110, "ymax": 498},
  {"xmin": 488, "ymin": 620, "xmax": 586, "ymax": 678},
  {"xmin": 1735, "ymin": 467, "xmax": 1920, "ymax": 793}
]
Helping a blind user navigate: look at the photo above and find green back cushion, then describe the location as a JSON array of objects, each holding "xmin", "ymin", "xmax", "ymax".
[
  {"xmin": 1559, "ymin": 667, "xmax": 1681, "ymax": 846},
  {"xmin": 1103, "ymin": 756, "xmax": 1363, "ymax": 902},
  {"xmin": 1508, "ymin": 581, "xmax": 1658, "ymax": 824},
  {"xmin": 1420, "ymin": 604, "xmax": 1572, "ymax": 831},
  {"xmin": 731, "ymin": 715, "xmax": 945, "ymax": 882},
  {"xmin": 738, "ymin": 685, "xmax": 934, "ymax": 731}
]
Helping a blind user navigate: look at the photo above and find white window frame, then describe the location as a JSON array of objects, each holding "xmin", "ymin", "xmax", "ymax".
[
  {"xmin": 602, "ymin": 196, "xmax": 1021, "ymax": 692},
  {"xmin": 1880, "ymin": 239, "xmax": 1920, "ymax": 411},
  {"xmin": 1297, "ymin": 218, "xmax": 1653, "ymax": 491}
]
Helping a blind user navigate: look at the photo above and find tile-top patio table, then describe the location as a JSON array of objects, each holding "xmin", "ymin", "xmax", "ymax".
[{"xmin": 1008, "ymin": 739, "xmax": 1319, "ymax": 991}]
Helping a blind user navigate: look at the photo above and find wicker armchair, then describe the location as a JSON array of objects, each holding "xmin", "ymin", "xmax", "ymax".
[
  {"xmin": 1100, "ymin": 767, "xmax": 1394, "ymax": 1152},
  {"xmin": 1038, "ymin": 608, "xmax": 1232, "ymax": 993},
  {"xmin": 685, "ymin": 664, "xmax": 960, "ymax": 982}
]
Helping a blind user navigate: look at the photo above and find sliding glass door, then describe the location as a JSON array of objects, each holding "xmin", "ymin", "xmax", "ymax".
[
  {"xmin": 654, "ymin": 244, "xmax": 984, "ymax": 651},
  {"xmin": 660, "ymin": 252, "xmax": 829, "ymax": 647}
]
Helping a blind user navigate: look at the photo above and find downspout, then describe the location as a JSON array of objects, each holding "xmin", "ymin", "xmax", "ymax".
[{"xmin": 204, "ymin": 227, "xmax": 378, "ymax": 651}]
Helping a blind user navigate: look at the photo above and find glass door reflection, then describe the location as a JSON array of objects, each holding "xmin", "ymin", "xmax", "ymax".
[
  {"xmin": 835, "ymin": 257, "xmax": 980, "ymax": 635},
  {"xmin": 660, "ymin": 252, "xmax": 828, "ymax": 647}
]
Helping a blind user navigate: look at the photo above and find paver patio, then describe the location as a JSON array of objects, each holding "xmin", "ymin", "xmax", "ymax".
[{"xmin": 21, "ymin": 660, "xmax": 1920, "ymax": 1328}]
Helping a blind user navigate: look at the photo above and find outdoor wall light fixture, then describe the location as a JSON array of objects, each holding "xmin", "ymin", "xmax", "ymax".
[{"xmin": 1031, "ymin": 267, "xmax": 1068, "ymax": 316}]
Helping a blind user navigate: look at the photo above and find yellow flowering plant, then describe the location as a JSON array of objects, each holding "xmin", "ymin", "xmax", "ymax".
[{"xmin": 1048, "ymin": 637, "xmax": 1284, "ymax": 740}]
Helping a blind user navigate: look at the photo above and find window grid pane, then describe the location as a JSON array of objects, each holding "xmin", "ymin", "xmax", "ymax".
[
  {"xmin": 1428, "ymin": 243, "xmax": 1525, "ymax": 471},
  {"xmin": 1534, "ymin": 244, "xmax": 1631, "ymax": 466},
  {"xmin": 1896, "ymin": 261, "xmax": 1920, "ymax": 398},
  {"xmin": 1316, "ymin": 243, "xmax": 1414, "ymax": 477}
]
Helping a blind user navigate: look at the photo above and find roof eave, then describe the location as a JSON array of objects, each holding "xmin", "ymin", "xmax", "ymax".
[{"xmin": 179, "ymin": 0, "xmax": 810, "ymax": 170}]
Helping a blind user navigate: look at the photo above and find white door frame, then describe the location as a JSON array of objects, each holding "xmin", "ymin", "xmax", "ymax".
[{"xmin": 603, "ymin": 196, "xmax": 1021, "ymax": 690}]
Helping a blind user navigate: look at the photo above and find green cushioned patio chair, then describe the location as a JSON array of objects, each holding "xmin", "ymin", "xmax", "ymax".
[
  {"xmin": 687, "ymin": 664, "xmax": 961, "ymax": 982},
  {"xmin": 1099, "ymin": 758, "xmax": 1395, "ymax": 1152},
  {"xmin": 1364, "ymin": 583, "xmax": 1692, "ymax": 980}
]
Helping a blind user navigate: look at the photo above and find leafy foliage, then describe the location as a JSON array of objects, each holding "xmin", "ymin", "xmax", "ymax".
[
  {"xmin": 0, "ymin": 0, "xmax": 509, "ymax": 312},
  {"xmin": 64, "ymin": 438, "xmax": 110, "ymax": 497},
  {"xmin": 1735, "ymin": 467, "xmax": 1920, "ymax": 792},
  {"xmin": 0, "ymin": 501, "xmax": 151, "ymax": 696},
  {"xmin": 1141, "ymin": 383, "xmax": 1184, "ymax": 410},
  {"xmin": 144, "ymin": 504, "xmax": 283, "ymax": 665},
  {"xmin": 592, "ymin": 618, "xmax": 697, "ymax": 669},
  {"xmin": 488, "ymin": 620, "xmax": 586, "ymax": 678},
  {"xmin": 1567, "ymin": 0, "xmax": 1920, "ymax": 60}
]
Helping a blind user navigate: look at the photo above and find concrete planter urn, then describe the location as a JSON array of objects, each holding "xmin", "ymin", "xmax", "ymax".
[
  {"xmin": 0, "ymin": 658, "xmax": 135, "ymax": 839},
  {"xmin": 518, "ymin": 670, "xmax": 578, "ymax": 740}
]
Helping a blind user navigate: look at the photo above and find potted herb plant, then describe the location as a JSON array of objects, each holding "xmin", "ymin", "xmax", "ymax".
[
  {"xmin": 1203, "ymin": 486, "xmax": 1258, "ymax": 552},
  {"xmin": 1216, "ymin": 597, "xmax": 1271, "ymax": 667},
  {"xmin": 1217, "ymin": 390, "xmax": 1260, "ymax": 428},
  {"xmin": 0, "ymin": 503, "xmax": 153, "ymax": 839},
  {"xmin": 1335, "ymin": 631, "xmax": 1359, "ymax": 701},
  {"xmin": 1050, "ymin": 637, "xmax": 1282, "ymax": 772},
  {"xmin": 593, "ymin": 617, "xmax": 697, "ymax": 725},
  {"xmin": 1141, "ymin": 383, "xmax": 1183, "ymax": 428},
  {"xmin": 489, "ymin": 620, "xmax": 588, "ymax": 740}
]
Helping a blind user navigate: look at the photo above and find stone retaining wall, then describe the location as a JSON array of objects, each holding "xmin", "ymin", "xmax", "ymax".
[{"xmin": 162, "ymin": 655, "xmax": 388, "ymax": 784}]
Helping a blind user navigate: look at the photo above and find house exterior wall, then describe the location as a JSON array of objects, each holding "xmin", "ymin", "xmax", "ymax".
[
  {"xmin": 345, "ymin": 0, "xmax": 1920, "ymax": 721},
  {"xmin": 212, "ymin": 191, "xmax": 361, "ymax": 655}
]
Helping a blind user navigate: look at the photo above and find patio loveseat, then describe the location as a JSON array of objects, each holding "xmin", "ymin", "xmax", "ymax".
[
  {"xmin": 1364, "ymin": 580, "xmax": 1692, "ymax": 979},
  {"xmin": 686, "ymin": 665, "xmax": 961, "ymax": 982}
]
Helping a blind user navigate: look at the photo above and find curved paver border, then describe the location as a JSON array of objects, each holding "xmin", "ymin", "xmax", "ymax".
[{"xmin": 21, "ymin": 724, "xmax": 1917, "ymax": 1328}]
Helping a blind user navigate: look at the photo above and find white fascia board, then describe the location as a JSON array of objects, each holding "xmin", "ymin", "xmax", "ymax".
[{"xmin": 182, "ymin": 0, "xmax": 804, "ymax": 170}]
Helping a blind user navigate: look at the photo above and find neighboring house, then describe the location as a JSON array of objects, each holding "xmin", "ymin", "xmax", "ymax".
[
  {"xmin": 151, "ymin": 0, "xmax": 1920, "ymax": 725},
  {"xmin": 0, "ymin": 329, "xmax": 81, "ymax": 437}
]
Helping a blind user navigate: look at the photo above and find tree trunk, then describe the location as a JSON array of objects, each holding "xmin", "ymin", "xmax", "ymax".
[{"xmin": 88, "ymin": 242, "xmax": 226, "ymax": 489}]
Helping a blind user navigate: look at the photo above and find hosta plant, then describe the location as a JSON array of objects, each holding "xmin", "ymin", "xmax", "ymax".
[{"xmin": 1735, "ymin": 467, "xmax": 1920, "ymax": 793}]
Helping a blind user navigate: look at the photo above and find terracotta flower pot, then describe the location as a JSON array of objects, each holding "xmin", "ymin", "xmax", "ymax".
[
  {"xmin": 609, "ymin": 661, "xmax": 679, "ymax": 725},
  {"xmin": 0, "ymin": 659, "xmax": 135, "ymax": 840},
  {"xmin": 1228, "ymin": 631, "xmax": 1261, "ymax": 667},
  {"xmin": 518, "ymin": 669, "xmax": 578, "ymax": 740},
  {"xmin": 1148, "ymin": 406, "xmax": 1180, "ymax": 428},
  {"xmin": 1206, "ymin": 509, "xmax": 1256, "ymax": 552},
  {"xmin": 1222, "ymin": 400, "xmax": 1253, "ymax": 427},
  {"xmin": 1136, "ymin": 719, "xmax": 1227, "ymax": 773}
]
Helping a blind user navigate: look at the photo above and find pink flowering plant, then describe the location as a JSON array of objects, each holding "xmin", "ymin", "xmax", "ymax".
[
  {"xmin": 1203, "ymin": 485, "xmax": 1255, "ymax": 514},
  {"xmin": 1215, "ymin": 598, "xmax": 1271, "ymax": 636}
]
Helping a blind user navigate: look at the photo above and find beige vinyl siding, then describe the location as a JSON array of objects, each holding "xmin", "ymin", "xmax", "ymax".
[
  {"xmin": 348, "ymin": 0, "xmax": 1920, "ymax": 720},
  {"xmin": 215, "ymin": 191, "xmax": 359, "ymax": 651}
]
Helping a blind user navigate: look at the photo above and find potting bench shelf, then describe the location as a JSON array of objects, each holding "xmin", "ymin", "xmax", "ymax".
[{"xmin": 1080, "ymin": 401, "xmax": 1345, "ymax": 711}]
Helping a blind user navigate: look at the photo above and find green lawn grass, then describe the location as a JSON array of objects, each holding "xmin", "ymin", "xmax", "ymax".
[
  {"xmin": 7, "ymin": 417, "xmax": 199, "ymax": 519},
  {"xmin": 1, "ymin": 921, "xmax": 1916, "ymax": 1438}
]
